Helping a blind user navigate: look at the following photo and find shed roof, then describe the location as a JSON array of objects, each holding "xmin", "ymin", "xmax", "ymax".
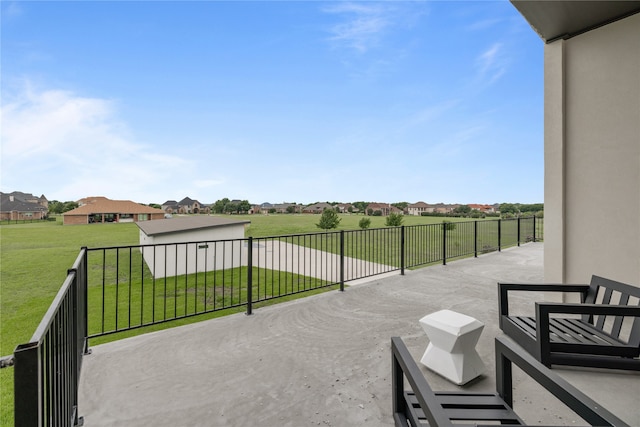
[{"xmin": 137, "ymin": 216, "xmax": 250, "ymax": 236}]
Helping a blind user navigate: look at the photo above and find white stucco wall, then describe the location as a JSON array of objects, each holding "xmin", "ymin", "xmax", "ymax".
[
  {"xmin": 544, "ymin": 13, "xmax": 640, "ymax": 286},
  {"xmin": 140, "ymin": 225, "xmax": 247, "ymax": 279}
]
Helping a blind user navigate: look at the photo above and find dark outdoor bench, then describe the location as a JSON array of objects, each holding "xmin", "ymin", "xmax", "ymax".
[
  {"xmin": 391, "ymin": 335, "xmax": 629, "ymax": 427},
  {"xmin": 498, "ymin": 275, "xmax": 640, "ymax": 370}
]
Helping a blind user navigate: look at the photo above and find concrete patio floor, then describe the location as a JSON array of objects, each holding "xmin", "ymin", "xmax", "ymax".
[{"xmin": 78, "ymin": 243, "xmax": 640, "ymax": 426}]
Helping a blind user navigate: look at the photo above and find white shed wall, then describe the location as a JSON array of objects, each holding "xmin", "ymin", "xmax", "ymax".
[{"xmin": 140, "ymin": 225, "xmax": 247, "ymax": 279}]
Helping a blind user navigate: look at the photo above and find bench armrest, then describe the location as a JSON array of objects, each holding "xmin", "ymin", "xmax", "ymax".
[
  {"xmin": 391, "ymin": 337, "xmax": 453, "ymax": 427},
  {"xmin": 495, "ymin": 336, "xmax": 629, "ymax": 427},
  {"xmin": 536, "ymin": 302, "xmax": 640, "ymax": 317},
  {"xmin": 498, "ymin": 283, "xmax": 590, "ymax": 320}
]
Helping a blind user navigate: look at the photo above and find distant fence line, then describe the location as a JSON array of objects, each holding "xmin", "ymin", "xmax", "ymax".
[
  {"xmin": 0, "ymin": 217, "xmax": 56, "ymax": 225},
  {"xmin": 4, "ymin": 216, "xmax": 542, "ymax": 426}
]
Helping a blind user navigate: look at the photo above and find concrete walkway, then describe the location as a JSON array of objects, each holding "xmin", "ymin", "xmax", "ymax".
[
  {"xmin": 252, "ymin": 239, "xmax": 394, "ymax": 282},
  {"xmin": 78, "ymin": 243, "xmax": 640, "ymax": 426}
]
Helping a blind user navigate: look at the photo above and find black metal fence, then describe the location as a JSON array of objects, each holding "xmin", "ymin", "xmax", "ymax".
[
  {"xmin": 5, "ymin": 216, "xmax": 541, "ymax": 426},
  {"xmin": 11, "ymin": 249, "xmax": 88, "ymax": 427},
  {"xmin": 0, "ymin": 217, "xmax": 56, "ymax": 225},
  {"xmin": 85, "ymin": 216, "xmax": 541, "ymax": 339}
]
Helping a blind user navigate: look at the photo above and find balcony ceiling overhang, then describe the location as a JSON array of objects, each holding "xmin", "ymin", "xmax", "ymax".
[{"xmin": 510, "ymin": 0, "xmax": 640, "ymax": 43}]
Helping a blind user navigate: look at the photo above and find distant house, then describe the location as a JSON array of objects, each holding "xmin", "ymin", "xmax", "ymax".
[
  {"xmin": 0, "ymin": 192, "xmax": 49, "ymax": 220},
  {"xmin": 137, "ymin": 216, "xmax": 250, "ymax": 278},
  {"xmin": 407, "ymin": 201, "xmax": 430, "ymax": 216},
  {"xmin": 63, "ymin": 196, "xmax": 165, "ymax": 225},
  {"xmin": 302, "ymin": 203, "xmax": 334, "ymax": 214},
  {"xmin": 428, "ymin": 203, "xmax": 453, "ymax": 214},
  {"xmin": 365, "ymin": 203, "xmax": 401, "ymax": 216},
  {"xmin": 260, "ymin": 202, "xmax": 274, "ymax": 211},
  {"xmin": 335, "ymin": 203, "xmax": 354, "ymax": 213},
  {"xmin": 271, "ymin": 203, "xmax": 300, "ymax": 214},
  {"xmin": 161, "ymin": 197, "xmax": 209, "ymax": 214},
  {"xmin": 468, "ymin": 204, "xmax": 496, "ymax": 213}
]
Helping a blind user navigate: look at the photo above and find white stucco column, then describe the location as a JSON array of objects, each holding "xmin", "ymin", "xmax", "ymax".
[{"xmin": 543, "ymin": 39, "xmax": 566, "ymax": 287}]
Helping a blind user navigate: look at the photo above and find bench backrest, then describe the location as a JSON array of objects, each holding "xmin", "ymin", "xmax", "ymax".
[{"xmin": 585, "ymin": 275, "xmax": 640, "ymax": 347}]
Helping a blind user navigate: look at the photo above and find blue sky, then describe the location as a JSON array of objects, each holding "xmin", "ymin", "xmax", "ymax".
[{"xmin": 1, "ymin": 1, "xmax": 543, "ymax": 206}]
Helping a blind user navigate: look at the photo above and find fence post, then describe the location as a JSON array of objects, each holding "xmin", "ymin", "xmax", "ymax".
[
  {"xmin": 340, "ymin": 230, "xmax": 345, "ymax": 292},
  {"xmin": 14, "ymin": 342, "xmax": 40, "ymax": 426},
  {"xmin": 474, "ymin": 220, "xmax": 478, "ymax": 258},
  {"xmin": 498, "ymin": 219, "xmax": 502, "ymax": 252},
  {"xmin": 69, "ymin": 268, "xmax": 84, "ymax": 427},
  {"xmin": 400, "ymin": 226, "xmax": 405, "ymax": 275},
  {"xmin": 533, "ymin": 215, "xmax": 537, "ymax": 242},
  {"xmin": 246, "ymin": 237, "xmax": 253, "ymax": 315},
  {"xmin": 81, "ymin": 248, "xmax": 90, "ymax": 355},
  {"xmin": 517, "ymin": 216, "xmax": 521, "ymax": 247},
  {"xmin": 442, "ymin": 222, "xmax": 447, "ymax": 265}
]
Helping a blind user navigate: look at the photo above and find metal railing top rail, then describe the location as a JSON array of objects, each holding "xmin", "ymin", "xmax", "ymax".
[{"xmin": 83, "ymin": 218, "xmax": 542, "ymax": 252}]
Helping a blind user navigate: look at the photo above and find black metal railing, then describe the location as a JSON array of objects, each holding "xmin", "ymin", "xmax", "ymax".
[
  {"xmin": 85, "ymin": 216, "xmax": 541, "ymax": 338},
  {"xmin": 4, "ymin": 216, "xmax": 542, "ymax": 426},
  {"xmin": 11, "ymin": 249, "xmax": 88, "ymax": 427}
]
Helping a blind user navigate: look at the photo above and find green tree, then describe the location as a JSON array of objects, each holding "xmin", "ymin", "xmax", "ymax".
[
  {"xmin": 453, "ymin": 204, "xmax": 471, "ymax": 215},
  {"xmin": 519, "ymin": 203, "xmax": 544, "ymax": 213},
  {"xmin": 391, "ymin": 202, "xmax": 408, "ymax": 211},
  {"xmin": 48, "ymin": 200, "xmax": 63, "ymax": 214},
  {"xmin": 316, "ymin": 208, "xmax": 341, "ymax": 230},
  {"xmin": 359, "ymin": 217, "xmax": 371, "ymax": 229},
  {"xmin": 499, "ymin": 203, "xmax": 518, "ymax": 216},
  {"xmin": 385, "ymin": 212, "xmax": 403, "ymax": 227},
  {"xmin": 286, "ymin": 205, "xmax": 296, "ymax": 214},
  {"xmin": 237, "ymin": 200, "xmax": 252, "ymax": 213},
  {"xmin": 213, "ymin": 198, "xmax": 230, "ymax": 214},
  {"xmin": 352, "ymin": 201, "xmax": 369, "ymax": 213},
  {"xmin": 49, "ymin": 200, "xmax": 78, "ymax": 214},
  {"xmin": 224, "ymin": 202, "xmax": 237, "ymax": 214},
  {"xmin": 148, "ymin": 203, "xmax": 161, "ymax": 209}
]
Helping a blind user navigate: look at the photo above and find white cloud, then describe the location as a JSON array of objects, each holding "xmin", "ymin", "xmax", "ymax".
[
  {"xmin": 0, "ymin": 84, "xmax": 195, "ymax": 203},
  {"xmin": 324, "ymin": 2, "xmax": 388, "ymax": 53},
  {"xmin": 2, "ymin": 1, "xmax": 23, "ymax": 19},
  {"xmin": 322, "ymin": 2, "xmax": 420, "ymax": 53},
  {"xmin": 476, "ymin": 43, "xmax": 507, "ymax": 86}
]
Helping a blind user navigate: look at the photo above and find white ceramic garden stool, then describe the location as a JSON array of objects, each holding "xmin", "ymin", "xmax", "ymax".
[{"xmin": 419, "ymin": 309, "xmax": 485, "ymax": 385}]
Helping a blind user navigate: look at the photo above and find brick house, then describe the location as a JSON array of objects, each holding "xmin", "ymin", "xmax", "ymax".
[
  {"xmin": 302, "ymin": 203, "xmax": 334, "ymax": 214},
  {"xmin": 63, "ymin": 196, "xmax": 165, "ymax": 225},
  {"xmin": 0, "ymin": 192, "xmax": 49, "ymax": 220},
  {"xmin": 161, "ymin": 197, "xmax": 209, "ymax": 214},
  {"xmin": 365, "ymin": 203, "xmax": 402, "ymax": 216},
  {"xmin": 407, "ymin": 201, "xmax": 430, "ymax": 216}
]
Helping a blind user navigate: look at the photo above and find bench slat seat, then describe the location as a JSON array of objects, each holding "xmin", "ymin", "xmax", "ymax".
[
  {"xmin": 391, "ymin": 336, "xmax": 628, "ymax": 427},
  {"xmin": 405, "ymin": 391, "xmax": 523, "ymax": 425},
  {"xmin": 499, "ymin": 275, "xmax": 640, "ymax": 370}
]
